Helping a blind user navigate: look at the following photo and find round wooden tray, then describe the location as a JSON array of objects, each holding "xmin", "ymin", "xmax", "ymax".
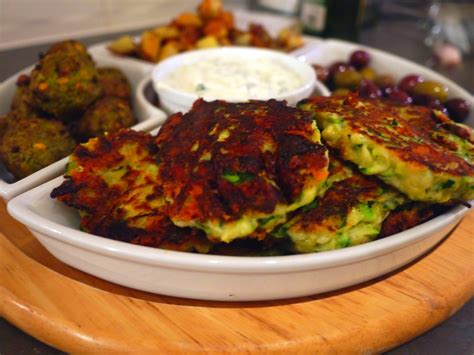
[{"xmin": 1, "ymin": 199, "xmax": 473, "ymax": 353}]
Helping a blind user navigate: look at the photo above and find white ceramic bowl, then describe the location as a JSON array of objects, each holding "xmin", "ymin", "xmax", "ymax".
[
  {"xmin": 138, "ymin": 75, "xmax": 330, "ymax": 117},
  {"xmin": 0, "ymin": 54, "xmax": 168, "ymax": 201},
  {"xmin": 7, "ymin": 175, "xmax": 470, "ymax": 301},
  {"xmin": 151, "ymin": 47, "xmax": 318, "ymax": 114}
]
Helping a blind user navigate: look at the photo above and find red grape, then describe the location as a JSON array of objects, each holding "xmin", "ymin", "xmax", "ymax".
[
  {"xmin": 357, "ymin": 80, "xmax": 382, "ymax": 99},
  {"xmin": 381, "ymin": 85, "xmax": 396, "ymax": 97},
  {"xmin": 445, "ymin": 98, "xmax": 471, "ymax": 122},
  {"xmin": 421, "ymin": 97, "xmax": 448, "ymax": 114},
  {"xmin": 387, "ymin": 88, "xmax": 413, "ymax": 105},
  {"xmin": 398, "ymin": 74, "xmax": 423, "ymax": 93},
  {"xmin": 349, "ymin": 50, "xmax": 371, "ymax": 69}
]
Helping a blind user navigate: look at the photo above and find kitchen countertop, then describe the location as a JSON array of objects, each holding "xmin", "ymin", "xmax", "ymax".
[{"xmin": 0, "ymin": 10, "xmax": 473, "ymax": 355}]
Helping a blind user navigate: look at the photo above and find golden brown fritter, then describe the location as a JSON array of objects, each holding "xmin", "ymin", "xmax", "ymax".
[
  {"xmin": 379, "ymin": 201, "xmax": 456, "ymax": 238},
  {"xmin": 51, "ymin": 129, "xmax": 213, "ymax": 253},
  {"xmin": 155, "ymin": 99, "xmax": 329, "ymax": 242},
  {"xmin": 299, "ymin": 95, "xmax": 474, "ymax": 202},
  {"xmin": 373, "ymin": 101, "xmax": 474, "ymax": 162},
  {"xmin": 281, "ymin": 154, "xmax": 405, "ymax": 253}
]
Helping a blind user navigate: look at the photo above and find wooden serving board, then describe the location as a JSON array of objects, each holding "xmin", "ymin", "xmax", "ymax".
[{"xmin": 1, "ymin": 199, "xmax": 473, "ymax": 354}]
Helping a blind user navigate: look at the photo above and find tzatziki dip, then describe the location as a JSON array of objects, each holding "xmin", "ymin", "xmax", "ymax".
[{"xmin": 160, "ymin": 56, "xmax": 304, "ymax": 101}]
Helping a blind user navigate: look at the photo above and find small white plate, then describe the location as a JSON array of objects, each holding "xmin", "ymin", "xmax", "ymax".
[{"xmin": 0, "ymin": 53, "xmax": 168, "ymax": 201}]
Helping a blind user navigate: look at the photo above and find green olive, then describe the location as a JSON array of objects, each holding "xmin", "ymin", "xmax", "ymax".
[
  {"xmin": 412, "ymin": 81, "xmax": 449, "ymax": 102},
  {"xmin": 333, "ymin": 70, "xmax": 362, "ymax": 90},
  {"xmin": 332, "ymin": 88, "xmax": 351, "ymax": 97},
  {"xmin": 359, "ymin": 67, "xmax": 376, "ymax": 81}
]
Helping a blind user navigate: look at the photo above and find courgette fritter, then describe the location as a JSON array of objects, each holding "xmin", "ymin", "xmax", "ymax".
[
  {"xmin": 50, "ymin": 96, "xmax": 470, "ymax": 255},
  {"xmin": 51, "ymin": 129, "xmax": 213, "ymax": 253},
  {"xmin": 373, "ymin": 101, "xmax": 474, "ymax": 162},
  {"xmin": 380, "ymin": 201, "xmax": 456, "ymax": 238},
  {"xmin": 280, "ymin": 155, "xmax": 405, "ymax": 253},
  {"xmin": 155, "ymin": 99, "xmax": 329, "ymax": 243},
  {"xmin": 299, "ymin": 95, "xmax": 474, "ymax": 203}
]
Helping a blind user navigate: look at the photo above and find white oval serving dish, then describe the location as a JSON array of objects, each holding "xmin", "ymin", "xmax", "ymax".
[
  {"xmin": 0, "ymin": 53, "xmax": 168, "ymax": 201},
  {"xmin": 6, "ymin": 37, "xmax": 473, "ymax": 302}
]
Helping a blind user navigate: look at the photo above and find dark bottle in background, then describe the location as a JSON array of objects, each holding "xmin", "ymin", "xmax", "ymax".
[
  {"xmin": 300, "ymin": 0, "xmax": 328, "ymax": 36},
  {"xmin": 253, "ymin": 0, "xmax": 301, "ymax": 17},
  {"xmin": 301, "ymin": 0, "xmax": 366, "ymax": 41}
]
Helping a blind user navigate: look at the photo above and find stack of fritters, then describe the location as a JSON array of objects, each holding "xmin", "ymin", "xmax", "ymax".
[
  {"xmin": 293, "ymin": 95, "xmax": 473, "ymax": 252},
  {"xmin": 155, "ymin": 99, "xmax": 329, "ymax": 242},
  {"xmin": 280, "ymin": 154, "xmax": 406, "ymax": 253},
  {"xmin": 52, "ymin": 99, "xmax": 330, "ymax": 253},
  {"xmin": 51, "ymin": 129, "xmax": 212, "ymax": 253},
  {"xmin": 51, "ymin": 96, "xmax": 474, "ymax": 255}
]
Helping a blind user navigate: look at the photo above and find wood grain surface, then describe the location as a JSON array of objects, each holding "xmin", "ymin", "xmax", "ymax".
[{"xmin": 0, "ymin": 199, "xmax": 473, "ymax": 354}]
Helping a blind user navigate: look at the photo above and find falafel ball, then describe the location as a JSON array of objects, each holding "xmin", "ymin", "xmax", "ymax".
[
  {"xmin": 0, "ymin": 114, "xmax": 15, "ymax": 139},
  {"xmin": 11, "ymin": 85, "xmax": 35, "ymax": 117},
  {"xmin": 75, "ymin": 96, "xmax": 136, "ymax": 141},
  {"xmin": 29, "ymin": 51, "xmax": 103, "ymax": 118},
  {"xmin": 46, "ymin": 40, "xmax": 88, "ymax": 57},
  {"xmin": 0, "ymin": 116, "xmax": 76, "ymax": 179},
  {"xmin": 11, "ymin": 74, "xmax": 39, "ymax": 116},
  {"xmin": 98, "ymin": 67, "xmax": 131, "ymax": 101}
]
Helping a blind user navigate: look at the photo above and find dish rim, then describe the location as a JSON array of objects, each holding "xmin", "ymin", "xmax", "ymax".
[
  {"xmin": 7, "ymin": 175, "xmax": 470, "ymax": 274},
  {"xmin": 4, "ymin": 37, "xmax": 473, "ymax": 275}
]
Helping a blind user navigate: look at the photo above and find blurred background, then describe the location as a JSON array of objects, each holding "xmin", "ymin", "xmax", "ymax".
[
  {"xmin": 1, "ymin": 0, "xmax": 473, "ymax": 90},
  {"xmin": 1, "ymin": 0, "xmax": 473, "ymax": 53},
  {"xmin": 0, "ymin": 0, "xmax": 472, "ymax": 354}
]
